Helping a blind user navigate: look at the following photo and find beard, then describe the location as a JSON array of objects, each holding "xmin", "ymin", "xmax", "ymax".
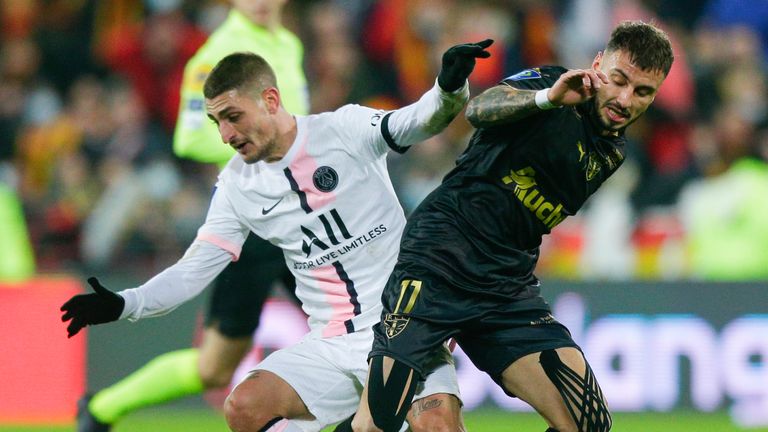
[{"xmin": 594, "ymin": 100, "xmax": 637, "ymax": 133}]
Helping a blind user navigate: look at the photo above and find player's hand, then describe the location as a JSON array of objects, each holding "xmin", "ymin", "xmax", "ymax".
[
  {"xmin": 437, "ymin": 39, "xmax": 494, "ymax": 92},
  {"xmin": 546, "ymin": 68, "xmax": 609, "ymax": 107},
  {"xmin": 60, "ymin": 277, "xmax": 125, "ymax": 338}
]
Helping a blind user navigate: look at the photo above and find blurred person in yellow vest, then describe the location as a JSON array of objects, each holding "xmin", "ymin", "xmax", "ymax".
[
  {"xmin": 0, "ymin": 178, "xmax": 35, "ymax": 282},
  {"xmin": 678, "ymin": 105, "xmax": 768, "ymax": 280}
]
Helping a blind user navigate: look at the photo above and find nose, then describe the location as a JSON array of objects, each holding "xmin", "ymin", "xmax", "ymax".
[
  {"xmin": 219, "ymin": 122, "xmax": 236, "ymax": 144},
  {"xmin": 616, "ymin": 87, "xmax": 632, "ymax": 108}
]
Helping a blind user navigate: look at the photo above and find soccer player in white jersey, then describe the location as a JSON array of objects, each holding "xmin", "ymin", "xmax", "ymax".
[{"xmin": 61, "ymin": 41, "xmax": 493, "ymax": 432}]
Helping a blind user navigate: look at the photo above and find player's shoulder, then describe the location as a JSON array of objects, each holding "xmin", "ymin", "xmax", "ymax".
[
  {"xmin": 277, "ymin": 26, "xmax": 303, "ymax": 48},
  {"xmin": 183, "ymin": 33, "xmax": 222, "ymax": 75},
  {"xmin": 308, "ymin": 104, "xmax": 383, "ymax": 132}
]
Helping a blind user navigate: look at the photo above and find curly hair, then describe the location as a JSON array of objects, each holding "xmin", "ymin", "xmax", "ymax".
[{"xmin": 606, "ymin": 20, "xmax": 674, "ymax": 77}]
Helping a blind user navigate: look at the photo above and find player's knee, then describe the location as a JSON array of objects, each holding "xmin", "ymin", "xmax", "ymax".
[
  {"xmin": 224, "ymin": 387, "xmax": 278, "ymax": 432},
  {"xmin": 408, "ymin": 395, "xmax": 463, "ymax": 432}
]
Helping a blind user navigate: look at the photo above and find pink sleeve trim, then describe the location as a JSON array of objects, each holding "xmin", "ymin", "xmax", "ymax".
[{"xmin": 196, "ymin": 232, "xmax": 242, "ymax": 262}]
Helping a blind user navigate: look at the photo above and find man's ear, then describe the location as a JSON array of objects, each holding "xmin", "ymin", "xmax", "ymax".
[
  {"xmin": 262, "ymin": 87, "xmax": 281, "ymax": 114},
  {"xmin": 592, "ymin": 51, "xmax": 603, "ymax": 70}
]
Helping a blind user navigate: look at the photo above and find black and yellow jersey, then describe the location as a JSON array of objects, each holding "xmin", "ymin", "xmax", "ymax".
[{"xmin": 397, "ymin": 66, "xmax": 626, "ymax": 300}]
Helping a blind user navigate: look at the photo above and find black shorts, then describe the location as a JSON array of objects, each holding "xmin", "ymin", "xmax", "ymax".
[
  {"xmin": 207, "ymin": 232, "xmax": 295, "ymax": 337},
  {"xmin": 370, "ymin": 264, "xmax": 578, "ymax": 384}
]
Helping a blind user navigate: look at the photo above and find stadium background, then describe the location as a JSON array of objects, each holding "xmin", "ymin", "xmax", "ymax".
[{"xmin": 1, "ymin": 0, "xmax": 767, "ymax": 430}]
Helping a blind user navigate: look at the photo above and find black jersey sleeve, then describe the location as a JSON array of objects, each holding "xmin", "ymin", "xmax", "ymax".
[{"xmin": 499, "ymin": 66, "xmax": 567, "ymax": 91}]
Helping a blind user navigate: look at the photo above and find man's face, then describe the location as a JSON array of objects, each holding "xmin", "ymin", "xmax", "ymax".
[
  {"xmin": 206, "ymin": 88, "xmax": 278, "ymax": 164},
  {"xmin": 593, "ymin": 49, "xmax": 666, "ymax": 132},
  {"xmin": 231, "ymin": 0, "xmax": 287, "ymax": 26}
]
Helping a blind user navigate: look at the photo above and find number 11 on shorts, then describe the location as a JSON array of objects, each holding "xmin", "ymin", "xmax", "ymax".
[{"xmin": 393, "ymin": 279, "xmax": 422, "ymax": 314}]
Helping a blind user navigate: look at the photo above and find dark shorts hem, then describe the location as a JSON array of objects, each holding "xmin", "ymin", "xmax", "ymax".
[
  {"xmin": 368, "ymin": 349, "xmax": 426, "ymax": 378},
  {"xmin": 489, "ymin": 340, "xmax": 582, "ymax": 398}
]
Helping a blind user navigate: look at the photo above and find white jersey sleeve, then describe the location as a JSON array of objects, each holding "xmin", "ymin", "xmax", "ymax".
[
  {"xmin": 332, "ymin": 80, "xmax": 469, "ymax": 162},
  {"xmin": 196, "ymin": 181, "xmax": 251, "ymax": 260},
  {"xmin": 118, "ymin": 183, "xmax": 250, "ymax": 320},
  {"xmin": 118, "ymin": 240, "xmax": 232, "ymax": 320}
]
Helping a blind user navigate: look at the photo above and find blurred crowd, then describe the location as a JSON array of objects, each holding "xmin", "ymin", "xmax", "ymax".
[{"xmin": 1, "ymin": 0, "xmax": 767, "ymax": 282}]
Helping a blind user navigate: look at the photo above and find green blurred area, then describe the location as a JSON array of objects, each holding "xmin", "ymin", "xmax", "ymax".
[{"xmin": 2, "ymin": 409, "xmax": 767, "ymax": 432}]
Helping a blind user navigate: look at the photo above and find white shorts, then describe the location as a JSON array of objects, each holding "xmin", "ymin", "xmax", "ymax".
[{"xmin": 254, "ymin": 326, "xmax": 460, "ymax": 432}]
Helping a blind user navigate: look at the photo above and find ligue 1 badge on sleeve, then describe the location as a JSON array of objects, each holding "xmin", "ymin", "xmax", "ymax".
[
  {"xmin": 505, "ymin": 68, "xmax": 542, "ymax": 81},
  {"xmin": 313, "ymin": 166, "xmax": 338, "ymax": 192}
]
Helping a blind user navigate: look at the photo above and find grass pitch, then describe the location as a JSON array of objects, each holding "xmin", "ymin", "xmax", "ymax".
[{"xmin": 1, "ymin": 408, "xmax": 766, "ymax": 431}]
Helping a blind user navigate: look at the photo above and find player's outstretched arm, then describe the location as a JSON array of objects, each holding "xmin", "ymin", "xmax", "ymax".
[
  {"xmin": 60, "ymin": 240, "xmax": 235, "ymax": 337},
  {"xmin": 379, "ymin": 40, "xmax": 493, "ymax": 150},
  {"xmin": 60, "ymin": 277, "xmax": 124, "ymax": 338}
]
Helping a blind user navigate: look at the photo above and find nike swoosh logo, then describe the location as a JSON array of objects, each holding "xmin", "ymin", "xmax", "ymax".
[{"xmin": 261, "ymin": 198, "xmax": 283, "ymax": 215}]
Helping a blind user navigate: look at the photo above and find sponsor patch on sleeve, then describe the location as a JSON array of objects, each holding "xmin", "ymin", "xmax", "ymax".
[
  {"xmin": 505, "ymin": 68, "xmax": 542, "ymax": 81},
  {"xmin": 189, "ymin": 64, "xmax": 214, "ymax": 92},
  {"xmin": 188, "ymin": 99, "xmax": 204, "ymax": 111}
]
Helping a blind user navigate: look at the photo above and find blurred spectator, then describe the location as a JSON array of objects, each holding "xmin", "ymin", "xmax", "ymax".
[
  {"xmin": 17, "ymin": 76, "xmax": 110, "ymax": 268},
  {"xmin": 678, "ymin": 106, "xmax": 768, "ymax": 280},
  {"xmin": 0, "ymin": 0, "xmax": 39, "ymax": 39},
  {"xmin": 360, "ymin": 0, "xmax": 507, "ymax": 103},
  {"xmin": 304, "ymin": 0, "xmax": 363, "ymax": 112},
  {"xmin": 3, "ymin": 0, "xmax": 766, "ymax": 282},
  {"xmin": 558, "ymin": 0, "xmax": 613, "ymax": 68},
  {"xmin": 33, "ymin": 0, "xmax": 102, "ymax": 96},
  {"xmin": 96, "ymin": 5, "xmax": 207, "ymax": 133},
  {"xmin": 18, "ymin": 76, "xmax": 109, "ymax": 201},
  {"xmin": 0, "ymin": 36, "xmax": 61, "ymax": 173},
  {"xmin": 642, "ymin": 0, "xmax": 708, "ymax": 32},
  {"xmin": 701, "ymin": 0, "xmax": 768, "ymax": 60},
  {"xmin": 79, "ymin": 78, "xmax": 190, "ymax": 270}
]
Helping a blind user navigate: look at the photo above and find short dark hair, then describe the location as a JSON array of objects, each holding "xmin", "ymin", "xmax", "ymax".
[
  {"xmin": 203, "ymin": 52, "xmax": 277, "ymax": 99},
  {"xmin": 606, "ymin": 20, "xmax": 674, "ymax": 77}
]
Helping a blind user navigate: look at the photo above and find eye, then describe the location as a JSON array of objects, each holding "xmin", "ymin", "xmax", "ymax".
[
  {"xmin": 228, "ymin": 113, "xmax": 241, "ymax": 122},
  {"xmin": 635, "ymin": 88, "xmax": 654, "ymax": 97}
]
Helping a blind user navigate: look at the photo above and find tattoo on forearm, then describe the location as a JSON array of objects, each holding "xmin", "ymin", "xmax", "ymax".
[
  {"xmin": 466, "ymin": 85, "xmax": 539, "ymax": 128},
  {"xmin": 411, "ymin": 397, "xmax": 443, "ymax": 417}
]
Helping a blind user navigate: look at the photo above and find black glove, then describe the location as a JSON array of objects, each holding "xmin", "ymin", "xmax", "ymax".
[
  {"xmin": 60, "ymin": 277, "xmax": 125, "ymax": 338},
  {"xmin": 437, "ymin": 39, "xmax": 494, "ymax": 92}
]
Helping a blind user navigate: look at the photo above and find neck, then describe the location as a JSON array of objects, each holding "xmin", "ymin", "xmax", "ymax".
[{"xmin": 268, "ymin": 111, "xmax": 297, "ymax": 162}]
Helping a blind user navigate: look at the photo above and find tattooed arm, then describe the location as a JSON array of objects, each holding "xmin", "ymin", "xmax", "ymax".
[
  {"xmin": 466, "ymin": 68, "xmax": 610, "ymax": 128},
  {"xmin": 465, "ymin": 84, "xmax": 539, "ymax": 128}
]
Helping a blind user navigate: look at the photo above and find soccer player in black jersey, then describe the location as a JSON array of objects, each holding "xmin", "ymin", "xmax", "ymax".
[{"xmin": 335, "ymin": 21, "xmax": 674, "ymax": 432}]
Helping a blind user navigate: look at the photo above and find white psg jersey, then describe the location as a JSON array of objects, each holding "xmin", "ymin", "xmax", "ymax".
[{"xmin": 118, "ymin": 82, "xmax": 468, "ymax": 338}]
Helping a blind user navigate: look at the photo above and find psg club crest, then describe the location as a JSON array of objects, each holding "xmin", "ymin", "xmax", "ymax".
[
  {"xmin": 384, "ymin": 313, "xmax": 410, "ymax": 339},
  {"xmin": 313, "ymin": 166, "xmax": 338, "ymax": 192}
]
